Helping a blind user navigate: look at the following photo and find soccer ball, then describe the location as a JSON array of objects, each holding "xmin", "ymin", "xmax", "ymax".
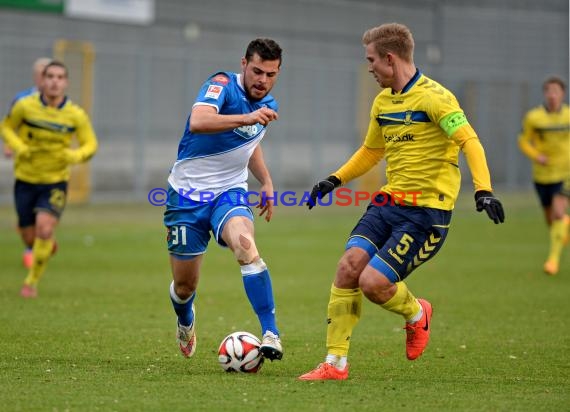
[{"xmin": 217, "ymin": 331, "xmax": 264, "ymax": 373}]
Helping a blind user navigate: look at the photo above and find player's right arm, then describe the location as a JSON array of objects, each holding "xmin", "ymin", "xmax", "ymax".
[
  {"xmin": 189, "ymin": 72, "xmax": 277, "ymax": 133},
  {"xmin": 518, "ymin": 112, "xmax": 546, "ymax": 164},
  {"xmin": 189, "ymin": 105, "xmax": 278, "ymax": 133},
  {"xmin": 0, "ymin": 100, "xmax": 29, "ymax": 158}
]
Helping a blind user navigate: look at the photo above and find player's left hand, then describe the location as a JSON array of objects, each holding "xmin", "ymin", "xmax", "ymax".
[
  {"xmin": 475, "ymin": 190, "xmax": 505, "ymax": 224},
  {"xmin": 257, "ymin": 185, "xmax": 274, "ymax": 222}
]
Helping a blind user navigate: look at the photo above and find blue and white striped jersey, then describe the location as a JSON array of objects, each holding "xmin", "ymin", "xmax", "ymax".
[{"xmin": 168, "ymin": 71, "xmax": 278, "ymax": 201}]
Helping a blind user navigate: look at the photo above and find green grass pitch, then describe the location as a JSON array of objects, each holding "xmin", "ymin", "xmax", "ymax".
[{"xmin": 0, "ymin": 192, "xmax": 568, "ymax": 411}]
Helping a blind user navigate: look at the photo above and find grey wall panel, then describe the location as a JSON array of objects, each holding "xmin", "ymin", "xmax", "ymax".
[{"xmin": 0, "ymin": 0, "xmax": 567, "ymax": 200}]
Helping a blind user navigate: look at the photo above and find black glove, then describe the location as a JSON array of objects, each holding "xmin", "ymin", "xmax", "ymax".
[
  {"xmin": 307, "ymin": 175, "xmax": 341, "ymax": 209},
  {"xmin": 475, "ymin": 190, "xmax": 505, "ymax": 224}
]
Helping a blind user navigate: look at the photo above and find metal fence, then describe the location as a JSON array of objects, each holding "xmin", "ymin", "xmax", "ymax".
[{"xmin": 0, "ymin": 0, "xmax": 568, "ymax": 204}]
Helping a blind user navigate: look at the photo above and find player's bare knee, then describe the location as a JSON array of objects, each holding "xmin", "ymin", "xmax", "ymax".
[
  {"xmin": 358, "ymin": 274, "xmax": 378, "ymax": 301},
  {"xmin": 36, "ymin": 225, "xmax": 54, "ymax": 240},
  {"xmin": 359, "ymin": 271, "xmax": 394, "ymax": 304},
  {"xmin": 174, "ymin": 283, "xmax": 195, "ymax": 300},
  {"xmin": 336, "ymin": 255, "xmax": 364, "ymax": 285},
  {"xmin": 233, "ymin": 233, "xmax": 259, "ymax": 264},
  {"xmin": 359, "ymin": 271, "xmax": 377, "ymax": 299}
]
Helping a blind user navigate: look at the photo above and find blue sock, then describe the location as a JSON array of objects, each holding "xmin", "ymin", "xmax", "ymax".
[
  {"xmin": 241, "ymin": 258, "xmax": 279, "ymax": 336},
  {"xmin": 169, "ymin": 281, "xmax": 195, "ymax": 327}
]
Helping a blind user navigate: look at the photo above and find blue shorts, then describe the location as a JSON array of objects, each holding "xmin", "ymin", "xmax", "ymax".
[
  {"xmin": 14, "ymin": 179, "xmax": 68, "ymax": 227},
  {"xmin": 534, "ymin": 180, "xmax": 570, "ymax": 207},
  {"xmin": 163, "ymin": 187, "xmax": 254, "ymax": 259},
  {"xmin": 346, "ymin": 193, "xmax": 452, "ymax": 283}
]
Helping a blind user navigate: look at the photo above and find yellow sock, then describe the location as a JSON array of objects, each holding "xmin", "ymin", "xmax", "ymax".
[
  {"xmin": 381, "ymin": 281, "xmax": 421, "ymax": 322},
  {"xmin": 326, "ymin": 285, "xmax": 362, "ymax": 357},
  {"xmin": 24, "ymin": 238, "xmax": 54, "ymax": 287},
  {"xmin": 547, "ymin": 219, "xmax": 566, "ymax": 264}
]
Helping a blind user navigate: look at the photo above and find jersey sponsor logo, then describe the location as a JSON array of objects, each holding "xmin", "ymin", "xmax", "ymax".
[
  {"xmin": 234, "ymin": 123, "xmax": 264, "ymax": 140},
  {"xmin": 205, "ymin": 85, "xmax": 223, "ymax": 99},
  {"xmin": 384, "ymin": 133, "xmax": 415, "ymax": 143},
  {"xmin": 212, "ymin": 74, "xmax": 229, "ymax": 85}
]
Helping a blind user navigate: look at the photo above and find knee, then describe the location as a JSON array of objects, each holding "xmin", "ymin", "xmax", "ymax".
[
  {"xmin": 336, "ymin": 254, "xmax": 364, "ymax": 285},
  {"xmin": 232, "ymin": 233, "xmax": 259, "ymax": 265},
  {"xmin": 359, "ymin": 270, "xmax": 394, "ymax": 303},
  {"xmin": 36, "ymin": 226, "xmax": 54, "ymax": 240},
  {"xmin": 551, "ymin": 209, "xmax": 565, "ymax": 220},
  {"xmin": 173, "ymin": 282, "xmax": 195, "ymax": 300}
]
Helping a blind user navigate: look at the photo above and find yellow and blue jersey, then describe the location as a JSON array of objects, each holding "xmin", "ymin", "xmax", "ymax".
[
  {"xmin": 518, "ymin": 103, "xmax": 570, "ymax": 184},
  {"xmin": 362, "ymin": 71, "xmax": 485, "ymax": 210},
  {"xmin": 1, "ymin": 93, "xmax": 98, "ymax": 184}
]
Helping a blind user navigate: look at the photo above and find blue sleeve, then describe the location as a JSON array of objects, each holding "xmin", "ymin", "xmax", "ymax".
[{"xmin": 194, "ymin": 72, "xmax": 233, "ymax": 112}]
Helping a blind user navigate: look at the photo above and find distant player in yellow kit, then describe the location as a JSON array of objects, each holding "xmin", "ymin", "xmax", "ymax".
[
  {"xmin": 2, "ymin": 57, "xmax": 52, "ymax": 268},
  {"xmin": 299, "ymin": 23, "xmax": 504, "ymax": 381},
  {"xmin": 518, "ymin": 76, "xmax": 570, "ymax": 276},
  {"xmin": 1, "ymin": 61, "xmax": 98, "ymax": 298}
]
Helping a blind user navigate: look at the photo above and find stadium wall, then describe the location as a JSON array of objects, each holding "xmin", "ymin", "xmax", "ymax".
[{"xmin": 0, "ymin": 0, "xmax": 567, "ymax": 203}]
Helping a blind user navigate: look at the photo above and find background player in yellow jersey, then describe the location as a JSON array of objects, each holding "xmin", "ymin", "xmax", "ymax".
[
  {"xmin": 518, "ymin": 76, "xmax": 570, "ymax": 276},
  {"xmin": 299, "ymin": 23, "xmax": 504, "ymax": 381},
  {"xmin": 3, "ymin": 57, "xmax": 51, "ymax": 159},
  {"xmin": 1, "ymin": 61, "xmax": 98, "ymax": 298},
  {"xmin": 2, "ymin": 57, "xmax": 52, "ymax": 268}
]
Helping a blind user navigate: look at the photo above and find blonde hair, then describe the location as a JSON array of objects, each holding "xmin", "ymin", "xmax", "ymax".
[
  {"xmin": 33, "ymin": 57, "xmax": 52, "ymax": 75},
  {"xmin": 362, "ymin": 23, "xmax": 414, "ymax": 63}
]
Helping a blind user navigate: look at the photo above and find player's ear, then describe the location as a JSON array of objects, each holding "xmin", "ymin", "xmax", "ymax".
[{"xmin": 241, "ymin": 57, "xmax": 247, "ymax": 72}]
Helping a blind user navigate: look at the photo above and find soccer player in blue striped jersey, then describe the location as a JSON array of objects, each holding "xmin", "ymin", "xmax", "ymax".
[
  {"xmin": 164, "ymin": 38, "xmax": 283, "ymax": 361},
  {"xmin": 1, "ymin": 61, "xmax": 98, "ymax": 298},
  {"xmin": 299, "ymin": 23, "xmax": 504, "ymax": 381}
]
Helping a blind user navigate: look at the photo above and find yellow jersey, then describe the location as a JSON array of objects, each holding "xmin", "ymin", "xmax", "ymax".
[
  {"xmin": 1, "ymin": 93, "xmax": 98, "ymax": 184},
  {"xmin": 518, "ymin": 103, "xmax": 570, "ymax": 184},
  {"xmin": 362, "ymin": 71, "xmax": 488, "ymax": 210}
]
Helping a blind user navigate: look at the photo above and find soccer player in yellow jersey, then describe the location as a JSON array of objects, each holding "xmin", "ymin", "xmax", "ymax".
[
  {"xmin": 299, "ymin": 23, "xmax": 504, "ymax": 381},
  {"xmin": 518, "ymin": 76, "xmax": 570, "ymax": 276},
  {"xmin": 2, "ymin": 57, "xmax": 52, "ymax": 268},
  {"xmin": 3, "ymin": 57, "xmax": 51, "ymax": 159},
  {"xmin": 1, "ymin": 61, "xmax": 98, "ymax": 298}
]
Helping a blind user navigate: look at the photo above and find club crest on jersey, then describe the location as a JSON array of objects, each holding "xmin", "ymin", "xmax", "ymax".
[
  {"xmin": 205, "ymin": 85, "xmax": 223, "ymax": 99},
  {"xmin": 404, "ymin": 111, "xmax": 413, "ymax": 125},
  {"xmin": 234, "ymin": 123, "xmax": 264, "ymax": 140}
]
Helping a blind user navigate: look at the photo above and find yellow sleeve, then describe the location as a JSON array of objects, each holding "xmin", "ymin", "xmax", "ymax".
[
  {"xmin": 453, "ymin": 124, "xmax": 493, "ymax": 192},
  {"xmin": 332, "ymin": 145, "xmax": 384, "ymax": 184},
  {"xmin": 73, "ymin": 111, "xmax": 98, "ymax": 162},
  {"xmin": 517, "ymin": 114, "xmax": 541, "ymax": 161},
  {"xmin": 0, "ymin": 102, "xmax": 28, "ymax": 154}
]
